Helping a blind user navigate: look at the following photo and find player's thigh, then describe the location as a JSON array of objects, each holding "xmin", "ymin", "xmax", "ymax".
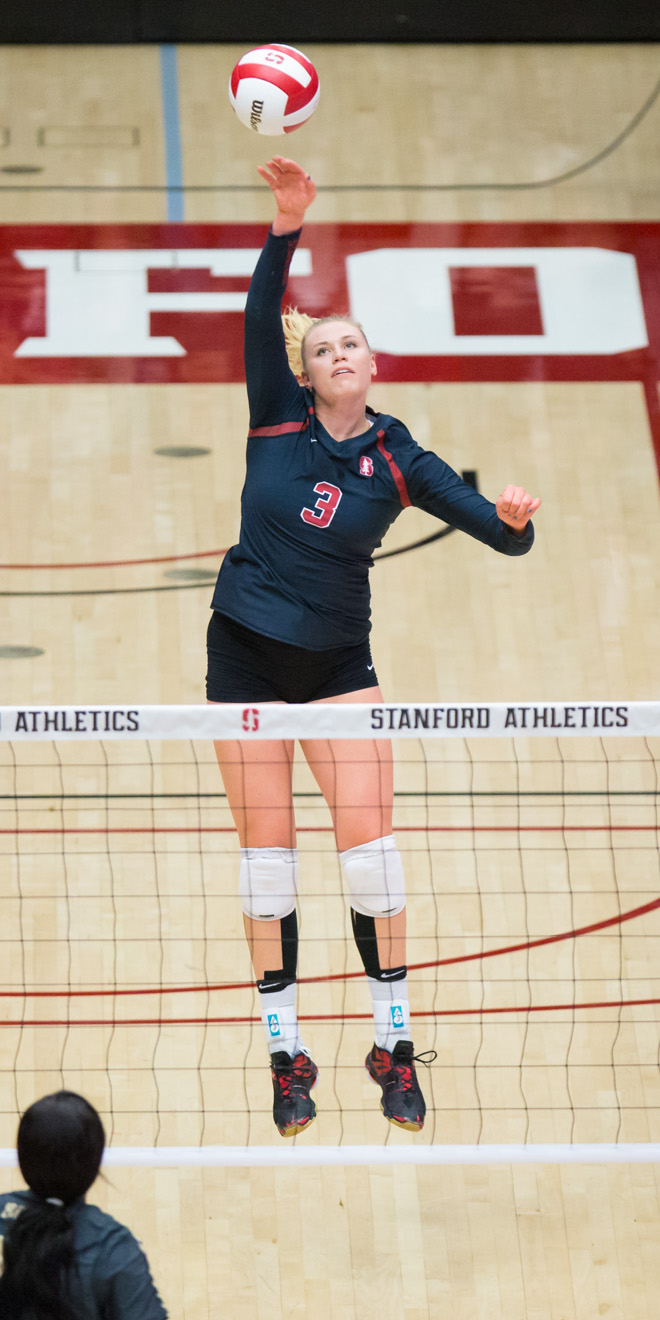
[
  {"xmin": 301, "ymin": 686, "xmax": 393, "ymax": 851},
  {"xmin": 210, "ymin": 704, "xmax": 295, "ymax": 848}
]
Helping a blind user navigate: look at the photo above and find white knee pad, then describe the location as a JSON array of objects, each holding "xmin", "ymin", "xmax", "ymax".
[
  {"xmin": 239, "ymin": 847, "xmax": 298, "ymax": 922},
  {"xmin": 339, "ymin": 835, "xmax": 406, "ymax": 918}
]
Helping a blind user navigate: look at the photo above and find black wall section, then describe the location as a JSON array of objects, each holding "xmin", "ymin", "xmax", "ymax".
[{"xmin": 2, "ymin": 0, "xmax": 660, "ymax": 44}]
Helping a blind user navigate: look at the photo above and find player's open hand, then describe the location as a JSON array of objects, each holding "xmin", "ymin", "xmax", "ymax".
[
  {"xmin": 496, "ymin": 485, "xmax": 541, "ymax": 532},
  {"xmin": 259, "ymin": 156, "xmax": 316, "ymax": 233}
]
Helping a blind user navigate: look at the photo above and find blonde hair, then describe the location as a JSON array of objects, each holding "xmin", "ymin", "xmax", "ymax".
[{"xmin": 281, "ymin": 308, "xmax": 369, "ymax": 380}]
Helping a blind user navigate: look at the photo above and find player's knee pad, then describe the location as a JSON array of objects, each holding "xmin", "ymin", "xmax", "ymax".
[
  {"xmin": 339, "ymin": 834, "xmax": 406, "ymax": 918},
  {"xmin": 239, "ymin": 846, "xmax": 298, "ymax": 922}
]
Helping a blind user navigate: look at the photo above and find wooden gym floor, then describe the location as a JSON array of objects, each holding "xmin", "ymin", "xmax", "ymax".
[{"xmin": 0, "ymin": 42, "xmax": 660, "ymax": 1319}]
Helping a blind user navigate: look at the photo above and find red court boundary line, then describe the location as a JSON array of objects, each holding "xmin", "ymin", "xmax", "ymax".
[
  {"xmin": 1, "ymin": 997, "xmax": 659, "ymax": 1028},
  {"xmin": 0, "ymin": 548, "xmax": 227, "ymax": 570},
  {"xmin": 2, "ymin": 894, "xmax": 658, "ymax": 999},
  {"xmin": 1, "ymin": 824, "xmax": 658, "ymax": 836}
]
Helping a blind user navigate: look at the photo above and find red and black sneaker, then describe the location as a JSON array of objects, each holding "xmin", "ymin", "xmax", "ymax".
[
  {"xmin": 365, "ymin": 1039, "xmax": 433, "ymax": 1131},
  {"xmin": 270, "ymin": 1050, "xmax": 318, "ymax": 1138}
]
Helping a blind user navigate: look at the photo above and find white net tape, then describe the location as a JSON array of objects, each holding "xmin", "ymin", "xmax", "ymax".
[{"xmin": 1, "ymin": 700, "xmax": 659, "ymax": 741}]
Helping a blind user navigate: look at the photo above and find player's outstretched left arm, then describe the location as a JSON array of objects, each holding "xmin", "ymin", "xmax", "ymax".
[
  {"xmin": 496, "ymin": 485, "xmax": 541, "ymax": 534},
  {"xmin": 258, "ymin": 156, "xmax": 316, "ymax": 235}
]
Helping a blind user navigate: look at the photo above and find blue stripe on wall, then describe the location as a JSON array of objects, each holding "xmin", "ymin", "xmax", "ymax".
[{"xmin": 160, "ymin": 45, "xmax": 184, "ymax": 222}]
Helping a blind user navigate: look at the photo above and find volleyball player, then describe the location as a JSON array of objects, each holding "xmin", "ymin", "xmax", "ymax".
[
  {"xmin": 0, "ymin": 1091, "xmax": 166, "ymax": 1319},
  {"xmin": 207, "ymin": 156, "xmax": 540, "ymax": 1138}
]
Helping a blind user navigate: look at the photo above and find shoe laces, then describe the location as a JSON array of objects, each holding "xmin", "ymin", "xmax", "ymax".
[
  {"xmin": 412, "ymin": 1049, "xmax": 437, "ymax": 1068},
  {"xmin": 392, "ymin": 1048, "xmax": 437, "ymax": 1090}
]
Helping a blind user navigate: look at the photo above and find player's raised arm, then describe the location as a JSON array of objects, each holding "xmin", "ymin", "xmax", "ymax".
[
  {"xmin": 258, "ymin": 155, "xmax": 317, "ymax": 234},
  {"xmin": 243, "ymin": 158, "xmax": 316, "ymax": 423}
]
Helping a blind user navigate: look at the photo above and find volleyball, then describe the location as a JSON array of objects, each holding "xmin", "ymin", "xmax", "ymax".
[{"xmin": 228, "ymin": 44, "xmax": 320, "ymax": 135}]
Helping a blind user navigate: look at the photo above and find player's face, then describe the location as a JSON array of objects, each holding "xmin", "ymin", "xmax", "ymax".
[{"xmin": 301, "ymin": 321, "xmax": 377, "ymax": 402}]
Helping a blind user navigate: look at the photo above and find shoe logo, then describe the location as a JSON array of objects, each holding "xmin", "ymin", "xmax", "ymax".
[
  {"xmin": 390, "ymin": 1004, "xmax": 405, "ymax": 1028},
  {"xmin": 267, "ymin": 1013, "xmax": 281, "ymax": 1037}
]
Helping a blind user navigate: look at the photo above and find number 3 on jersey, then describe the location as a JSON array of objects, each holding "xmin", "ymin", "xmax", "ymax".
[{"xmin": 300, "ymin": 482, "xmax": 343, "ymax": 528}]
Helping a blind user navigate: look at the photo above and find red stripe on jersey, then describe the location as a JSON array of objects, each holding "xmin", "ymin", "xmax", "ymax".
[
  {"xmin": 376, "ymin": 431, "xmax": 411, "ymax": 507},
  {"xmin": 248, "ymin": 421, "xmax": 306, "ymax": 437}
]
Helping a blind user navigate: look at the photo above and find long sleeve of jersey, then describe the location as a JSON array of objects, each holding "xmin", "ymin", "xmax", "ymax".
[
  {"xmin": 393, "ymin": 426, "xmax": 535, "ymax": 556},
  {"xmin": 244, "ymin": 226, "xmax": 305, "ymax": 428}
]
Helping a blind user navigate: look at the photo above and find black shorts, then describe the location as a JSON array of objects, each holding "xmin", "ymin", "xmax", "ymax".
[{"xmin": 206, "ymin": 611, "xmax": 379, "ymax": 703}]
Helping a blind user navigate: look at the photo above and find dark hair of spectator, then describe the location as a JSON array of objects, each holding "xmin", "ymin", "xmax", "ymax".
[{"xmin": 0, "ymin": 1090, "xmax": 105, "ymax": 1320}]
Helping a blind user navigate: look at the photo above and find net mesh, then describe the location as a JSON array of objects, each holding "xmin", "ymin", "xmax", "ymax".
[{"xmin": 1, "ymin": 704, "xmax": 659, "ymax": 1152}]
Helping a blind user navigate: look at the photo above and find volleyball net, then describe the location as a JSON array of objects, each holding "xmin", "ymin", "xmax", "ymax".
[{"xmin": 1, "ymin": 700, "xmax": 659, "ymax": 1166}]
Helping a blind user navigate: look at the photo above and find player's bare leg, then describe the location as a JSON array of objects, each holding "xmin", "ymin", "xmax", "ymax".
[
  {"xmin": 303, "ymin": 687, "xmax": 431, "ymax": 1130},
  {"xmin": 212, "ymin": 721, "xmax": 316, "ymax": 1136}
]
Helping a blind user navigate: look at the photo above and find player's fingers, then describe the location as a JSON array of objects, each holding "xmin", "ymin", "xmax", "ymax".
[
  {"xmin": 514, "ymin": 490, "xmax": 540, "ymax": 518},
  {"xmin": 257, "ymin": 165, "xmax": 281, "ymax": 191},
  {"xmin": 497, "ymin": 486, "xmax": 515, "ymax": 517},
  {"xmin": 272, "ymin": 155, "xmax": 304, "ymax": 173},
  {"xmin": 497, "ymin": 486, "xmax": 540, "ymax": 524},
  {"xmin": 262, "ymin": 159, "xmax": 287, "ymax": 180},
  {"xmin": 508, "ymin": 486, "xmax": 527, "ymax": 519}
]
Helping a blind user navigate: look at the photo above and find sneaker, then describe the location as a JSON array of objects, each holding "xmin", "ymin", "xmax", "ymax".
[
  {"xmin": 270, "ymin": 1050, "xmax": 318, "ymax": 1137},
  {"xmin": 365, "ymin": 1039, "xmax": 433, "ymax": 1132}
]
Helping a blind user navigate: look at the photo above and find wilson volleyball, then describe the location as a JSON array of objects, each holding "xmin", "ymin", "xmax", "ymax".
[{"xmin": 229, "ymin": 44, "xmax": 320, "ymax": 135}]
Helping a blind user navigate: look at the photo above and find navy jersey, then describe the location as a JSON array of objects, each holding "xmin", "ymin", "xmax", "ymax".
[
  {"xmin": 211, "ymin": 228, "xmax": 534, "ymax": 649},
  {"xmin": 0, "ymin": 1190, "xmax": 167, "ymax": 1320}
]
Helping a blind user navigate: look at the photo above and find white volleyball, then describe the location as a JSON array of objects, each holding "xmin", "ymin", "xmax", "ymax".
[{"xmin": 229, "ymin": 44, "xmax": 320, "ymax": 135}]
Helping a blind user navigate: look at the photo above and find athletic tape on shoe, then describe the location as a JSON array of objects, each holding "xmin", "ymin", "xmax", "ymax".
[
  {"xmin": 239, "ymin": 847, "xmax": 298, "ymax": 921},
  {"xmin": 339, "ymin": 835, "xmax": 406, "ymax": 918}
]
